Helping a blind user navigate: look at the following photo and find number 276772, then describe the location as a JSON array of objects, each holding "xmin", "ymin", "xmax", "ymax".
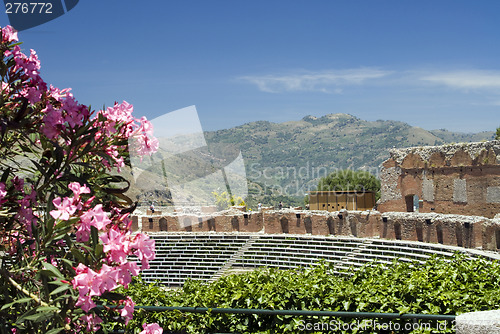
[{"xmin": 5, "ymin": 2, "xmax": 53, "ymax": 14}]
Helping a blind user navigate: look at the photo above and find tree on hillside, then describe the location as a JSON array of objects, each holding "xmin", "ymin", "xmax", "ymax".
[
  {"xmin": 316, "ymin": 169, "xmax": 381, "ymax": 200},
  {"xmin": 496, "ymin": 127, "xmax": 500, "ymax": 140}
]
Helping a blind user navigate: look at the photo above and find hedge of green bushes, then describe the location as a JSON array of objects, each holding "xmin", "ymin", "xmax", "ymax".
[{"xmin": 109, "ymin": 254, "xmax": 500, "ymax": 333}]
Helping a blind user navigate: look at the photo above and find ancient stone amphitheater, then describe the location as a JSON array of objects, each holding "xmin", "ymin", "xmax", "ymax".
[{"xmin": 132, "ymin": 141, "xmax": 500, "ymax": 287}]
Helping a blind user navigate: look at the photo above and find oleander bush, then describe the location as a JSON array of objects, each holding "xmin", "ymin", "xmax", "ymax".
[
  {"xmin": 118, "ymin": 254, "xmax": 500, "ymax": 334},
  {"xmin": 0, "ymin": 25, "xmax": 161, "ymax": 333}
]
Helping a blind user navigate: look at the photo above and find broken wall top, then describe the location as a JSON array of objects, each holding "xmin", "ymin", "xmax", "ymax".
[{"xmin": 386, "ymin": 140, "xmax": 500, "ymax": 168}]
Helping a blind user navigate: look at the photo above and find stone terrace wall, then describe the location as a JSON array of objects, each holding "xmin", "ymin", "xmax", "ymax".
[
  {"xmin": 139, "ymin": 211, "xmax": 263, "ymax": 233},
  {"xmin": 134, "ymin": 209, "xmax": 500, "ymax": 252},
  {"xmin": 378, "ymin": 140, "xmax": 500, "ymax": 218}
]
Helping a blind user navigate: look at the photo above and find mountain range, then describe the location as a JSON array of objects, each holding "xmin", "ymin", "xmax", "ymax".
[{"xmin": 128, "ymin": 113, "xmax": 495, "ymax": 208}]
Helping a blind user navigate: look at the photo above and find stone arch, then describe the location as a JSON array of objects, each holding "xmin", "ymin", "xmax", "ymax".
[
  {"xmin": 401, "ymin": 152, "xmax": 426, "ymax": 169},
  {"xmin": 473, "ymin": 148, "xmax": 498, "ymax": 166},
  {"xmin": 450, "ymin": 149, "xmax": 473, "ymax": 167},
  {"xmin": 428, "ymin": 152, "xmax": 446, "ymax": 168}
]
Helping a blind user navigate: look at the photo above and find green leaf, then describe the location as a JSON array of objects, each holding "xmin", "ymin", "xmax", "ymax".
[
  {"xmin": 41, "ymin": 262, "xmax": 64, "ymax": 279},
  {"xmin": 21, "ymin": 311, "xmax": 55, "ymax": 323},
  {"xmin": 49, "ymin": 284, "xmax": 71, "ymax": 296},
  {"xmin": 70, "ymin": 248, "xmax": 86, "ymax": 263},
  {"xmin": 35, "ymin": 306, "xmax": 59, "ymax": 312},
  {"xmin": 46, "ymin": 328, "xmax": 64, "ymax": 334},
  {"xmin": 1, "ymin": 297, "xmax": 33, "ymax": 310}
]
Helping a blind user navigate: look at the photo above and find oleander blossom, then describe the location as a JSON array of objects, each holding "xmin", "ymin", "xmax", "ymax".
[
  {"xmin": 120, "ymin": 297, "xmax": 135, "ymax": 325},
  {"xmin": 80, "ymin": 313, "xmax": 103, "ymax": 332},
  {"xmin": 140, "ymin": 323, "xmax": 163, "ymax": 334},
  {"xmin": 0, "ymin": 182, "xmax": 7, "ymax": 205},
  {"xmin": 1, "ymin": 25, "xmax": 18, "ymax": 43}
]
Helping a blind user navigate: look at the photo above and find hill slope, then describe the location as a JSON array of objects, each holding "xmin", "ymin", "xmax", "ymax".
[
  {"xmin": 203, "ymin": 113, "xmax": 494, "ymax": 206},
  {"xmin": 128, "ymin": 113, "xmax": 494, "ymax": 208}
]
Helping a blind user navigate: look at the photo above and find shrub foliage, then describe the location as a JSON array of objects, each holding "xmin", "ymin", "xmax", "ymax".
[{"xmin": 118, "ymin": 254, "xmax": 500, "ymax": 333}]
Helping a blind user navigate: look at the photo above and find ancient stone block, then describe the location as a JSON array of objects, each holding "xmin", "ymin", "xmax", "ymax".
[
  {"xmin": 453, "ymin": 179, "xmax": 467, "ymax": 203},
  {"xmin": 422, "ymin": 177, "xmax": 435, "ymax": 202},
  {"xmin": 487, "ymin": 186, "xmax": 500, "ymax": 204}
]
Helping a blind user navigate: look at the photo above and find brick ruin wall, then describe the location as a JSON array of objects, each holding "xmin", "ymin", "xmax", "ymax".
[
  {"xmin": 377, "ymin": 140, "xmax": 500, "ymax": 218},
  {"xmin": 133, "ymin": 209, "xmax": 500, "ymax": 252}
]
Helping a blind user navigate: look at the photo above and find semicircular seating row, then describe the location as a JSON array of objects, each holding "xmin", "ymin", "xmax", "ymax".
[{"xmin": 136, "ymin": 233, "xmax": 500, "ymax": 287}]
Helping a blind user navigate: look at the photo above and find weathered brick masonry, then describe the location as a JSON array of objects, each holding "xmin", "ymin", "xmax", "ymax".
[
  {"xmin": 136, "ymin": 209, "xmax": 500, "ymax": 251},
  {"xmin": 378, "ymin": 140, "xmax": 500, "ymax": 218},
  {"xmin": 140, "ymin": 211, "xmax": 264, "ymax": 233}
]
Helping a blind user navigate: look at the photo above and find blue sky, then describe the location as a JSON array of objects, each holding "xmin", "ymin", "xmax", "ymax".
[{"xmin": 2, "ymin": 1, "xmax": 500, "ymax": 133}]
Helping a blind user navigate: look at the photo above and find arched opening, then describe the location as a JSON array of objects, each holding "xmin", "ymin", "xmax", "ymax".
[
  {"xmin": 208, "ymin": 218, "xmax": 216, "ymax": 231},
  {"xmin": 405, "ymin": 194, "xmax": 419, "ymax": 212},
  {"xmin": 326, "ymin": 217, "xmax": 335, "ymax": 235},
  {"xmin": 231, "ymin": 216, "xmax": 239, "ymax": 231},
  {"xmin": 280, "ymin": 217, "xmax": 289, "ymax": 234},
  {"xmin": 394, "ymin": 222, "xmax": 402, "ymax": 240},
  {"xmin": 436, "ymin": 224, "xmax": 443, "ymax": 244},
  {"xmin": 304, "ymin": 217, "xmax": 312, "ymax": 234},
  {"xmin": 159, "ymin": 218, "xmax": 167, "ymax": 231},
  {"xmin": 416, "ymin": 222, "xmax": 423, "ymax": 242}
]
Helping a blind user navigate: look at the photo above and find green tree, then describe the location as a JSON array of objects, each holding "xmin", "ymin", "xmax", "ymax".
[
  {"xmin": 496, "ymin": 127, "xmax": 500, "ymax": 140},
  {"xmin": 317, "ymin": 169, "xmax": 381, "ymax": 200}
]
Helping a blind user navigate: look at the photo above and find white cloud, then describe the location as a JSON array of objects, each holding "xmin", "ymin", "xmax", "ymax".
[
  {"xmin": 240, "ymin": 68, "xmax": 392, "ymax": 93},
  {"xmin": 420, "ymin": 70, "xmax": 500, "ymax": 90}
]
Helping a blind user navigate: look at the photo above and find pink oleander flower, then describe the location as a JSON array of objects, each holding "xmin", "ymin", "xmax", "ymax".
[
  {"xmin": 41, "ymin": 104, "xmax": 64, "ymax": 139},
  {"xmin": 48, "ymin": 85, "xmax": 71, "ymax": 102},
  {"xmin": 80, "ymin": 204, "xmax": 112, "ymax": 230},
  {"xmin": 50, "ymin": 197, "xmax": 77, "ymax": 221},
  {"xmin": 130, "ymin": 117, "xmax": 159, "ymax": 157},
  {"xmin": 12, "ymin": 176, "xmax": 24, "ymax": 191},
  {"xmin": 68, "ymin": 182, "xmax": 90, "ymax": 199},
  {"xmin": 80, "ymin": 313, "xmax": 103, "ymax": 332},
  {"xmin": 96, "ymin": 264, "xmax": 119, "ymax": 293},
  {"xmin": 72, "ymin": 264, "xmax": 121, "ymax": 312},
  {"xmin": 100, "ymin": 228, "xmax": 131, "ymax": 264},
  {"xmin": 95, "ymin": 101, "xmax": 135, "ymax": 137},
  {"xmin": 130, "ymin": 233, "xmax": 156, "ymax": 269},
  {"xmin": 1, "ymin": 25, "xmax": 18, "ymax": 43},
  {"xmin": 140, "ymin": 323, "xmax": 163, "ymax": 334},
  {"xmin": 19, "ymin": 86, "xmax": 43, "ymax": 104},
  {"xmin": 1, "ymin": 81, "xmax": 10, "ymax": 93},
  {"xmin": 120, "ymin": 297, "xmax": 135, "ymax": 325},
  {"xmin": 133, "ymin": 132, "xmax": 160, "ymax": 157},
  {"xmin": 116, "ymin": 261, "xmax": 140, "ymax": 288},
  {"xmin": 72, "ymin": 264, "xmax": 98, "ymax": 312},
  {"xmin": 0, "ymin": 182, "xmax": 6, "ymax": 205},
  {"xmin": 15, "ymin": 194, "xmax": 37, "ymax": 236},
  {"xmin": 76, "ymin": 204, "xmax": 111, "ymax": 242}
]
